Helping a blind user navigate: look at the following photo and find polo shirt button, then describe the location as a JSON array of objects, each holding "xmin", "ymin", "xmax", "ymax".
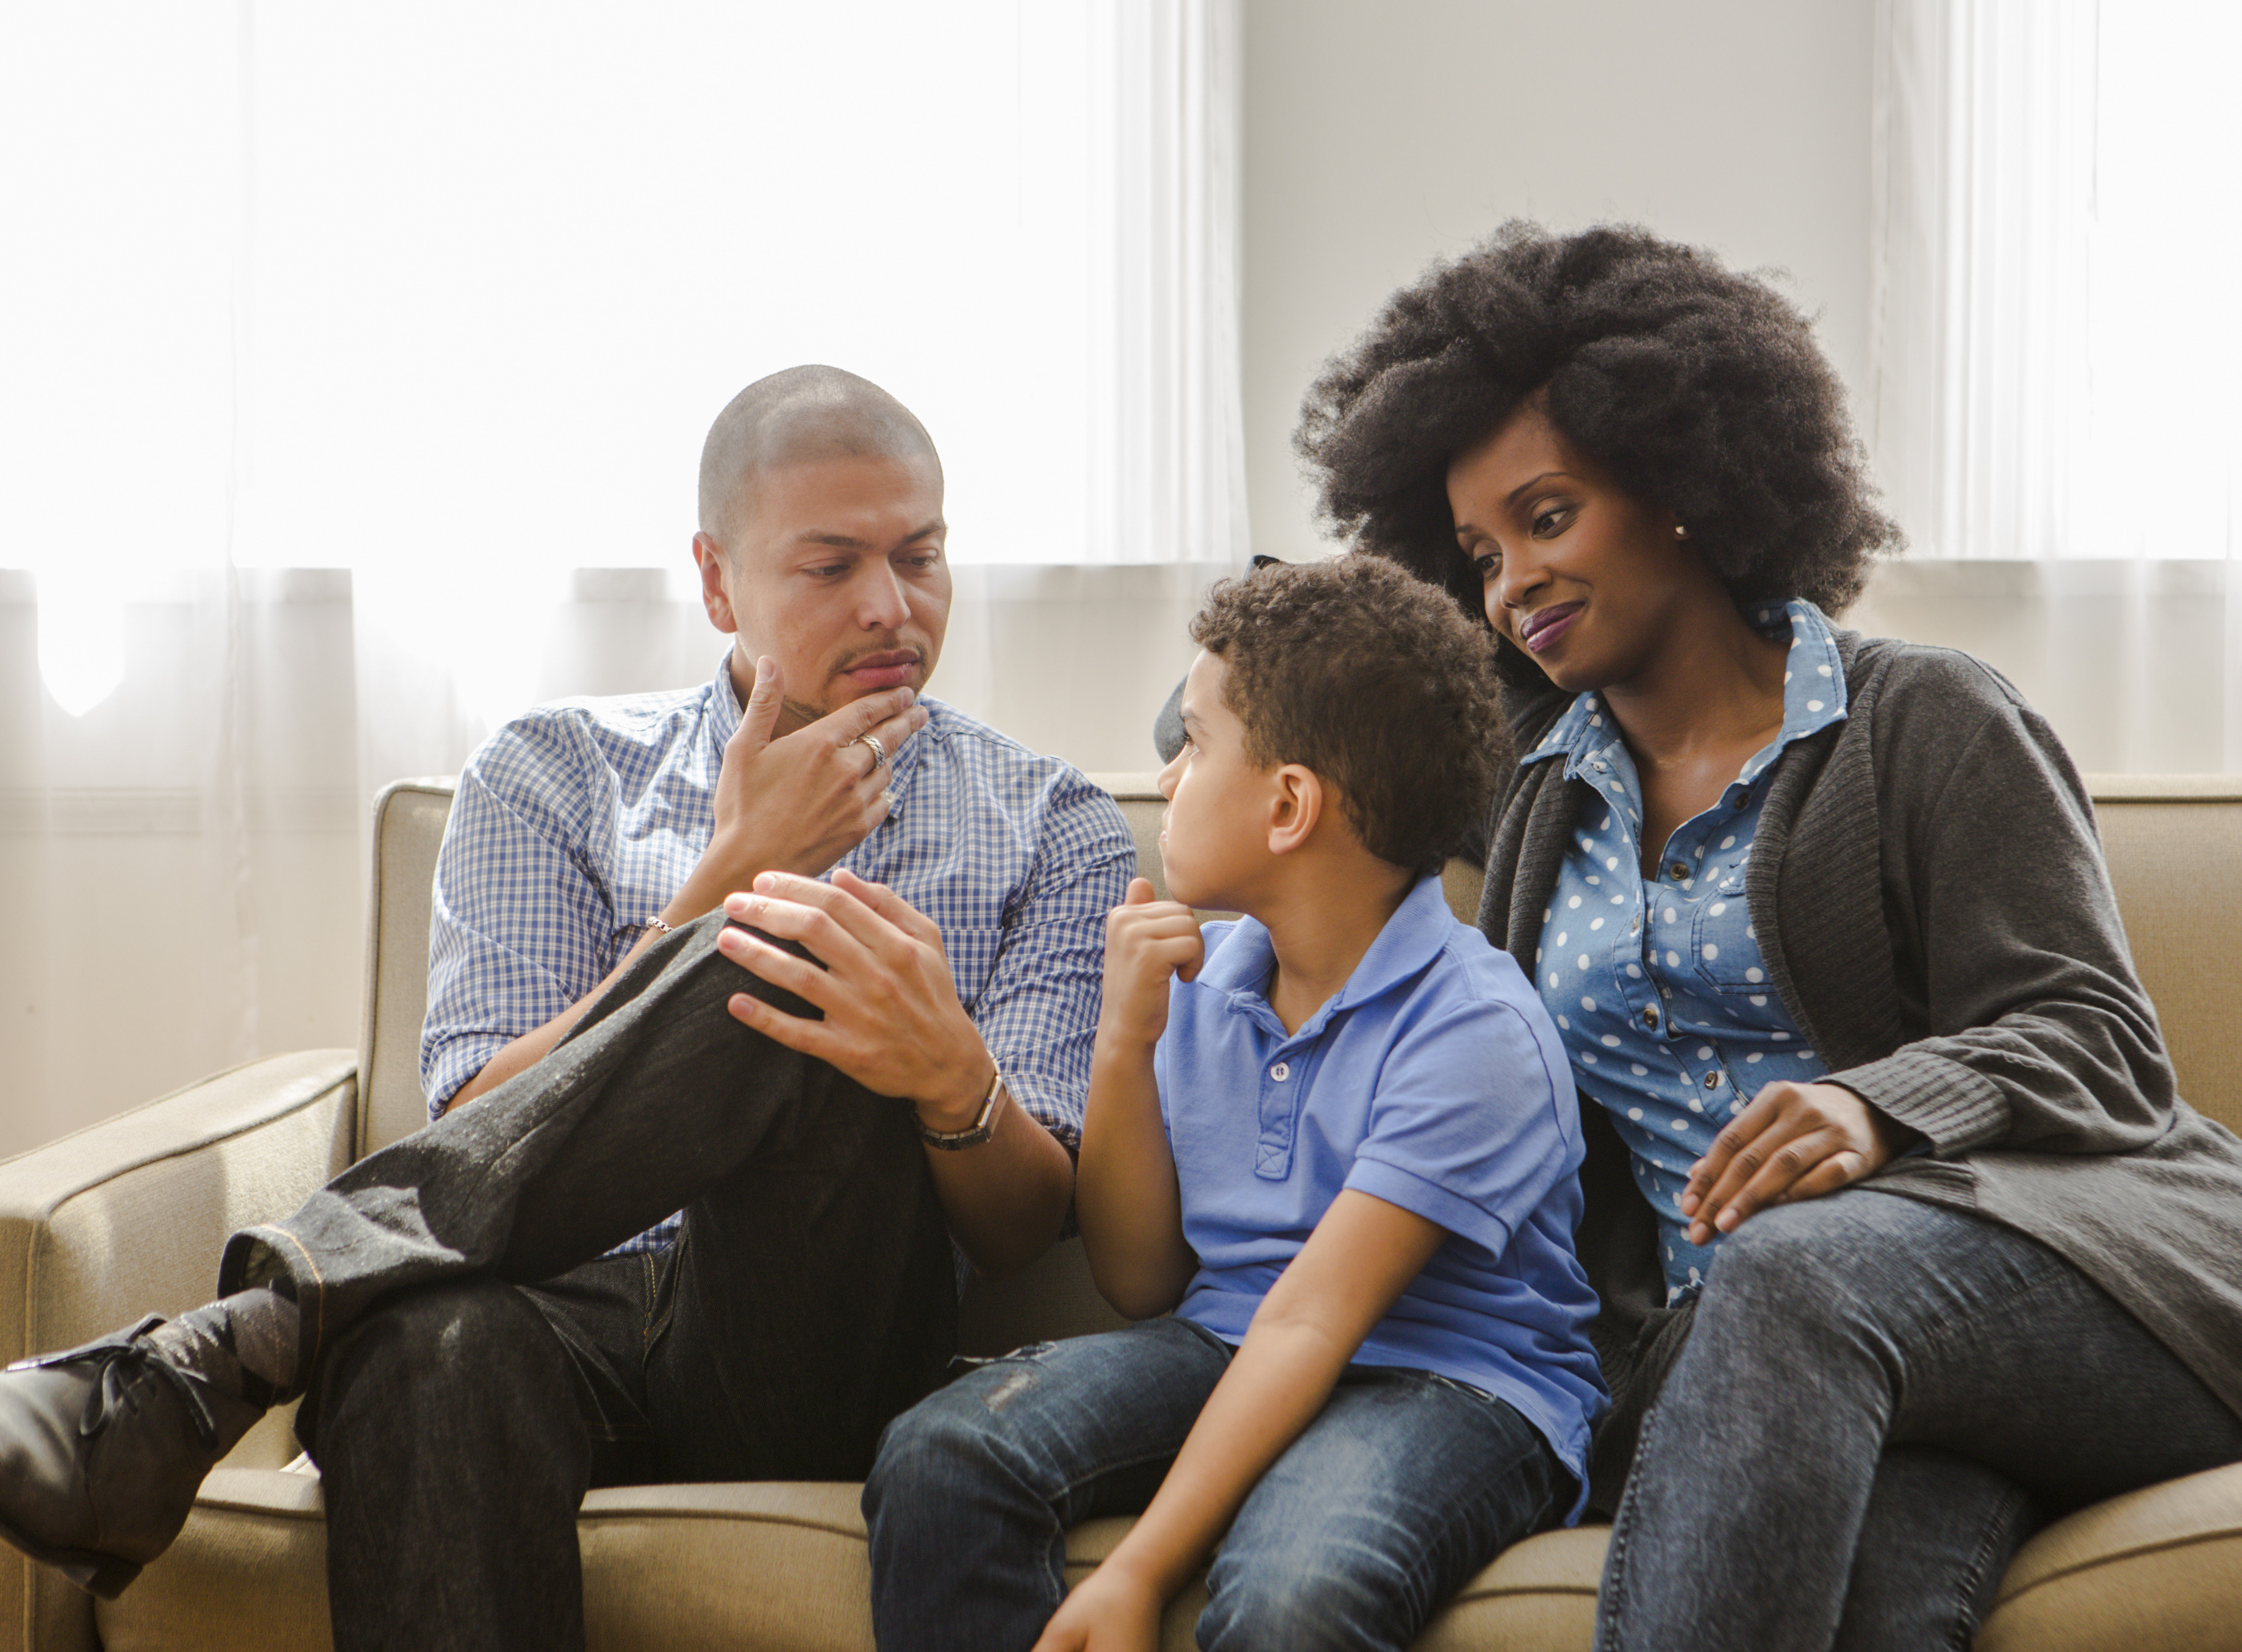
[
  {"xmin": 1270, "ymin": 1062, "xmax": 1290, "ymax": 1081},
  {"xmin": 1668, "ymin": 861, "xmax": 1690, "ymax": 880},
  {"xmin": 1641, "ymin": 1007, "xmax": 1660, "ymax": 1030}
]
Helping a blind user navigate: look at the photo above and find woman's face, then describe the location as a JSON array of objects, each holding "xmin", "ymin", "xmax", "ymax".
[{"xmin": 1446, "ymin": 401, "xmax": 1708, "ymax": 695}]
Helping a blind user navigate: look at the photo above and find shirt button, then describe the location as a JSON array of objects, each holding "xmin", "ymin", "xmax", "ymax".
[
  {"xmin": 1703, "ymin": 1072, "xmax": 1723, "ymax": 1089},
  {"xmin": 1668, "ymin": 860, "xmax": 1690, "ymax": 880},
  {"xmin": 1641, "ymin": 1007, "xmax": 1660, "ymax": 1031},
  {"xmin": 1270, "ymin": 1062, "xmax": 1290, "ymax": 1081}
]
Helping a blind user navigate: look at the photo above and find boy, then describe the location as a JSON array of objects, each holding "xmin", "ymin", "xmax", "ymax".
[{"xmin": 862, "ymin": 556, "xmax": 1605, "ymax": 1652}]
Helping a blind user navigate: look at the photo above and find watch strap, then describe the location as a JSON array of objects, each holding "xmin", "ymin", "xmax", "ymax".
[{"xmin": 918, "ymin": 1064, "xmax": 1004, "ymax": 1151}]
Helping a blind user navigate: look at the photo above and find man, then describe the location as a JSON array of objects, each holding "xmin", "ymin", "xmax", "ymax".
[{"xmin": 0, "ymin": 367, "xmax": 1134, "ymax": 1650}]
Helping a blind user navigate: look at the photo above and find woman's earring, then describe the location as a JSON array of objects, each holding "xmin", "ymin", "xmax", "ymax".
[{"xmin": 1673, "ymin": 524, "xmax": 1688, "ymax": 539}]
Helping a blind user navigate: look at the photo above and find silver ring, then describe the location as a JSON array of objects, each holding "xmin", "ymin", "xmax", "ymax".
[{"xmin": 858, "ymin": 732, "xmax": 889, "ymax": 773}]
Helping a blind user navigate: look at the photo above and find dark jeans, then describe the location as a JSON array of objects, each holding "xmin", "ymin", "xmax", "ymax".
[
  {"xmin": 219, "ymin": 914, "xmax": 959, "ymax": 1652},
  {"xmin": 1596, "ymin": 1190, "xmax": 2242, "ymax": 1652},
  {"xmin": 864, "ymin": 1317, "xmax": 1569, "ymax": 1652}
]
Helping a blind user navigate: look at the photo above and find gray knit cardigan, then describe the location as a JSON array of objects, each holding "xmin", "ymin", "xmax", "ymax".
[{"xmin": 1482, "ymin": 628, "xmax": 2242, "ymax": 1468}]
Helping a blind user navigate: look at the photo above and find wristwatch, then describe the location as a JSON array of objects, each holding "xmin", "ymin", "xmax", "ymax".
[{"xmin": 917, "ymin": 1064, "xmax": 1005, "ymax": 1151}]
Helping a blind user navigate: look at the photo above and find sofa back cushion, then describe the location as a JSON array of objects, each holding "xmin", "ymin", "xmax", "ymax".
[
  {"xmin": 357, "ymin": 773, "xmax": 2242, "ymax": 1147},
  {"xmin": 360, "ymin": 780, "xmax": 457, "ymax": 1157},
  {"xmin": 2086, "ymin": 777, "xmax": 2242, "ymax": 1139}
]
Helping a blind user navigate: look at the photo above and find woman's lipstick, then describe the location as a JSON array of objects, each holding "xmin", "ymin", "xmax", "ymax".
[{"xmin": 1518, "ymin": 602, "xmax": 1583, "ymax": 654}]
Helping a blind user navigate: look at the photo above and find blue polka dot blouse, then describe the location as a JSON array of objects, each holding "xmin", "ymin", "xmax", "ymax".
[{"xmin": 1526, "ymin": 600, "xmax": 1847, "ymax": 1301}]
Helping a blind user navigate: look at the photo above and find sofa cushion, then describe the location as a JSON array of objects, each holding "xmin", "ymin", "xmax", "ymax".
[
  {"xmin": 115, "ymin": 1456, "xmax": 2242, "ymax": 1650},
  {"xmin": 99, "ymin": 1468, "xmax": 1608, "ymax": 1652},
  {"xmin": 1976, "ymin": 1459, "xmax": 2242, "ymax": 1652}
]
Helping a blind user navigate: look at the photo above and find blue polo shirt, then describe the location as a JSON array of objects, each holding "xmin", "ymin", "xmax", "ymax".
[{"xmin": 1156, "ymin": 873, "xmax": 1608, "ymax": 1517}]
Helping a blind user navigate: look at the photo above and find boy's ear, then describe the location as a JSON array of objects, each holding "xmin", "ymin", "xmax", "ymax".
[{"xmin": 1265, "ymin": 765, "xmax": 1323, "ymax": 857}]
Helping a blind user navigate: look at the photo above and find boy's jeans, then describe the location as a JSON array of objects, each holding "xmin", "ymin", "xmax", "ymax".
[{"xmin": 864, "ymin": 1315, "xmax": 1568, "ymax": 1652}]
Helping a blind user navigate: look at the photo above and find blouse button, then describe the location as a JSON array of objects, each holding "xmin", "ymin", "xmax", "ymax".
[
  {"xmin": 1270, "ymin": 1062, "xmax": 1290, "ymax": 1081},
  {"xmin": 1641, "ymin": 1007, "xmax": 1660, "ymax": 1031},
  {"xmin": 1703, "ymin": 1072, "xmax": 1723, "ymax": 1089},
  {"xmin": 1667, "ymin": 860, "xmax": 1690, "ymax": 880}
]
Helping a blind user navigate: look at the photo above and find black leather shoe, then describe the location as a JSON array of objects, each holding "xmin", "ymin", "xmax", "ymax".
[{"xmin": 0, "ymin": 1315, "xmax": 263, "ymax": 1598}]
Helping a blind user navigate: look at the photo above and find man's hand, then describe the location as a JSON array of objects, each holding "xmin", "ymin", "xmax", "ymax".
[
  {"xmin": 1099, "ymin": 879, "xmax": 1205, "ymax": 1051},
  {"xmin": 717, "ymin": 867, "xmax": 1076, "ymax": 1278},
  {"xmin": 1680, "ymin": 1079, "xmax": 1905, "ymax": 1245},
  {"xmin": 716, "ymin": 868, "xmax": 991, "ymax": 1125},
  {"xmin": 1030, "ymin": 1562, "xmax": 1165, "ymax": 1652},
  {"xmin": 703, "ymin": 655, "xmax": 928, "ymax": 893}
]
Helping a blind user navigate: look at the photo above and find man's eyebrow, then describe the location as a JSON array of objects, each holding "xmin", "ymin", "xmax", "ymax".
[{"xmin": 793, "ymin": 517, "xmax": 947, "ymax": 548}]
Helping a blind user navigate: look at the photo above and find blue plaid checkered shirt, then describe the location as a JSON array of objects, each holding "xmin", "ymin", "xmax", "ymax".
[{"xmin": 421, "ymin": 653, "xmax": 1136, "ymax": 1254}]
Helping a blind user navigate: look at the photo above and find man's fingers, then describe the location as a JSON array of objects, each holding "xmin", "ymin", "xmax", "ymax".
[
  {"xmin": 720, "ymin": 886, "xmax": 883, "ymax": 976},
  {"xmin": 725, "ymin": 990, "xmax": 845, "ymax": 1065},
  {"xmin": 718, "ymin": 927, "xmax": 853, "ymax": 1012},
  {"xmin": 736, "ymin": 654, "xmax": 784, "ymax": 754},
  {"xmin": 860, "ymin": 698, "xmax": 929, "ymax": 772},
  {"xmin": 812, "ymin": 685, "xmax": 919, "ymax": 749}
]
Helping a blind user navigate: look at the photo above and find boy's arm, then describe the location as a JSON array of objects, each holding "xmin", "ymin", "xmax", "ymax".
[
  {"xmin": 1033, "ymin": 1190, "xmax": 1445, "ymax": 1652},
  {"xmin": 1075, "ymin": 880, "xmax": 1202, "ymax": 1318}
]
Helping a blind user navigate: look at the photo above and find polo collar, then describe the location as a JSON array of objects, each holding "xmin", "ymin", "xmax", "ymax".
[{"xmin": 1196, "ymin": 873, "xmax": 1455, "ymax": 1037}]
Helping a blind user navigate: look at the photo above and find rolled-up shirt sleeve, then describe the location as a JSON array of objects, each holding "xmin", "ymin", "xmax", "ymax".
[
  {"xmin": 972, "ymin": 774, "xmax": 1135, "ymax": 1154},
  {"xmin": 421, "ymin": 713, "xmax": 623, "ymax": 1115}
]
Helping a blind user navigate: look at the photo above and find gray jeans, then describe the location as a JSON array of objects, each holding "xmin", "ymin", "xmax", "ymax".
[
  {"xmin": 1596, "ymin": 1189, "xmax": 2242, "ymax": 1651},
  {"xmin": 218, "ymin": 913, "xmax": 959, "ymax": 1652}
]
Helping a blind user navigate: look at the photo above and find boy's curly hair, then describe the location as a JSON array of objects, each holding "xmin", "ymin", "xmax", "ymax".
[
  {"xmin": 1189, "ymin": 555, "xmax": 1503, "ymax": 875},
  {"xmin": 1294, "ymin": 222, "xmax": 1900, "ymax": 679}
]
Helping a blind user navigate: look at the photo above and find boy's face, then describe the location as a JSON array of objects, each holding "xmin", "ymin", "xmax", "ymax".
[{"xmin": 1155, "ymin": 650, "xmax": 1272, "ymax": 911}]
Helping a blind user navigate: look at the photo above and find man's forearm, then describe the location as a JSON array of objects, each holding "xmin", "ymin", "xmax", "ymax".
[
  {"xmin": 447, "ymin": 845, "xmax": 793, "ymax": 1115},
  {"xmin": 443, "ymin": 923, "xmax": 672, "ymax": 1113},
  {"xmin": 920, "ymin": 1075, "xmax": 1075, "ymax": 1279}
]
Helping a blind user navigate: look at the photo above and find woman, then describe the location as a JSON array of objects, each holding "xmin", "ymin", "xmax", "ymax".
[{"xmin": 1281, "ymin": 223, "xmax": 2242, "ymax": 1650}]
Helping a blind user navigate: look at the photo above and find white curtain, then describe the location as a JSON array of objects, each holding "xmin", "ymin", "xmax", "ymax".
[
  {"xmin": 1866, "ymin": 0, "xmax": 2242, "ymax": 767},
  {"xmin": 0, "ymin": 0, "xmax": 1245, "ymax": 1156}
]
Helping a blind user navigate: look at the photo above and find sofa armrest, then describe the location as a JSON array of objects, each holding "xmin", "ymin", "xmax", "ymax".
[
  {"xmin": 0, "ymin": 1048, "xmax": 359, "ymax": 1442},
  {"xmin": 0, "ymin": 1050, "xmax": 356, "ymax": 1652}
]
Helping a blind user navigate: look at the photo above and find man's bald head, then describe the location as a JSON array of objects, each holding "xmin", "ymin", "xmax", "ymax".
[{"xmin": 698, "ymin": 366, "xmax": 940, "ymax": 548}]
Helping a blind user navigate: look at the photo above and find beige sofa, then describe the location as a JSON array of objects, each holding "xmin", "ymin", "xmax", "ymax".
[{"xmin": 6, "ymin": 774, "xmax": 2242, "ymax": 1651}]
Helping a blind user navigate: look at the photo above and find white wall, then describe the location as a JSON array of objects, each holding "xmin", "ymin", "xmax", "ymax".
[{"xmin": 1239, "ymin": 0, "xmax": 1876, "ymax": 565}]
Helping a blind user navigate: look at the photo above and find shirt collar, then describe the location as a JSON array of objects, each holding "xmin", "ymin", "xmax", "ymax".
[
  {"xmin": 1196, "ymin": 872, "xmax": 1456, "ymax": 1038},
  {"xmin": 704, "ymin": 651, "xmax": 934, "ymax": 818},
  {"xmin": 1520, "ymin": 598, "xmax": 1849, "ymax": 779}
]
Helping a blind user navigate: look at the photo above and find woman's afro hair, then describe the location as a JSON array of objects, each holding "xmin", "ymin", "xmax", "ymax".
[{"xmin": 1294, "ymin": 222, "xmax": 1900, "ymax": 665}]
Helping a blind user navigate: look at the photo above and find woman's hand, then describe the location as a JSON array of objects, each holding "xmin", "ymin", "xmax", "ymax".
[
  {"xmin": 1030, "ymin": 1564, "xmax": 1164, "ymax": 1652},
  {"xmin": 1680, "ymin": 1080, "xmax": 1908, "ymax": 1245}
]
